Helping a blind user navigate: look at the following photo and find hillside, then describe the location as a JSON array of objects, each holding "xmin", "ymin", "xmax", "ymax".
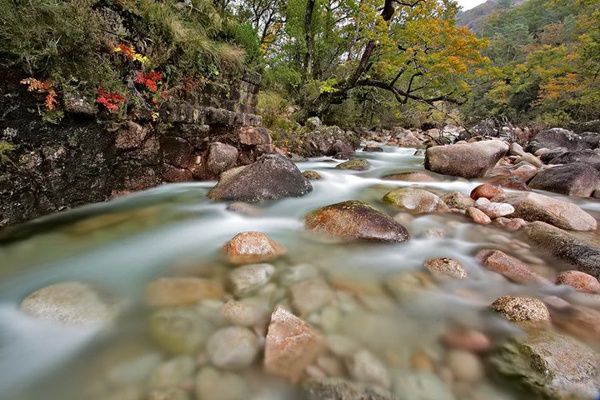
[{"xmin": 457, "ymin": 0, "xmax": 530, "ymax": 34}]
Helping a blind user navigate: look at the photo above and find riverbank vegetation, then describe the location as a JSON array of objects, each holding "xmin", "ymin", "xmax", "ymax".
[{"xmin": 0, "ymin": 0, "xmax": 598, "ymax": 129}]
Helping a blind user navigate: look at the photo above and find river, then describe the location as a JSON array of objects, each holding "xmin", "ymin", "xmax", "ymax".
[{"xmin": 1, "ymin": 146, "xmax": 599, "ymax": 400}]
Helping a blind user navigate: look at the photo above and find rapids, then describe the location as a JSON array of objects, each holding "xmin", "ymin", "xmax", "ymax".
[{"xmin": 1, "ymin": 147, "xmax": 598, "ymax": 400}]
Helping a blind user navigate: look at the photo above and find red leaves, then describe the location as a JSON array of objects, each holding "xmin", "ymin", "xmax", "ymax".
[
  {"xmin": 97, "ymin": 88, "xmax": 125, "ymax": 113},
  {"xmin": 135, "ymin": 71, "xmax": 163, "ymax": 92},
  {"xmin": 21, "ymin": 78, "xmax": 58, "ymax": 111}
]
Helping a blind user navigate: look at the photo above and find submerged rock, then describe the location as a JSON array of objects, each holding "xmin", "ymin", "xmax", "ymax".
[
  {"xmin": 346, "ymin": 349, "xmax": 392, "ymax": 389},
  {"xmin": 529, "ymin": 163, "xmax": 600, "ymax": 197},
  {"xmin": 195, "ymin": 367, "xmax": 247, "ymax": 400},
  {"xmin": 150, "ymin": 307, "xmax": 214, "ymax": 355},
  {"xmin": 382, "ymin": 188, "xmax": 450, "ymax": 215},
  {"xmin": 383, "ymin": 171, "xmax": 439, "ymax": 182},
  {"xmin": 489, "ymin": 330, "xmax": 600, "ymax": 399},
  {"xmin": 490, "ymin": 296, "xmax": 550, "ymax": 322},
  {"xmin": 145, "ymin": 277, "xmax": 224, "ymax": 307},
  {"xmin": 423, "ymin": 257, "xmax": 467, "ymax": 279},
  {"xmin": 491, "ymin": 192, "xmax": 597, "ymax": 231},
  {"xmin": 228, "ymin": 263, "xmax": 275, "ymax": 296},
  {"xmin": 264, "ymin": 306, "xmax": 326, "ymax": 383},
  {"xmin": 335, "ymin": 159, "xmax": 370, "ymax": 171},
  {"xmin": 207, "ymin": 154, "xmax": 312, "ymax": 202},
  {"xmin": 20, "ymin": 282, "xmax": 120, "ymax": 327},
  {"xmin": 555, "ymin": 270, "xmax": 600, "ymax": 294},
  {"xmin": 206, "ymin": 326, "xmax": 259, "ymax": 371},
  {"xmin": 305, "ymin": 201, "xmax": 409, "ymax": 243},
  {"xmin": 303, "ymin": 378, "xmax": 400, "ymax": 400},
  {"xmin": 523, "ymin": 222, "xmax": 600, "ymax": 277},
  {"xmin": 477, "ymin": 250, "xmax": 551, "ymax": 285},
  {"xmin": 222, "ymin": 232, "xmax": 286, "ymax": 265},
  {"xmin": 424, "ymin": 140, "xmax": 508, "ymax": 178},
  {"xmin": 302, "ymin": 170, "xmax": 322, "ymax": 180}
]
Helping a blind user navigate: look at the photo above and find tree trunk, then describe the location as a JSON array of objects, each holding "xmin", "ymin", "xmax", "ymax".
[{"xmin": 304, "ymin": 0, "xmax": 316, "ymax": 79}]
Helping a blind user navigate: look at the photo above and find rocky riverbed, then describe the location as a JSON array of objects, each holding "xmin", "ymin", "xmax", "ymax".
[{"xmin": 1, "ymin": 126, "xmax": 600, "ymax": 400}]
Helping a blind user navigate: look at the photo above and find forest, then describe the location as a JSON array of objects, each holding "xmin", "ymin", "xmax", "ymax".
[{"xmin": 1, "ymin": 0, "xmax": 599, "ymax": 130}]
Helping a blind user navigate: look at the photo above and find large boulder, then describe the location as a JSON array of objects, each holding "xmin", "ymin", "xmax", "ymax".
[
  {"xmin": 527, "ymin": 127, "xmax": 587, "ymax": 153},
  {"xmin": 489, "ymin": 330, "xmax": 600, "ymax": 399},
  {"xmin": 523, "ymin": 221, "xmax": 600, "ymax": 277},
  {"xmin": 203, "ymin": 142, "xmax": 239, "ymax": 178},
  {"xmin": 491, "ymin": 192, "xmax": 597, "ymax": 231},
  {"xmin": 548, "ymin": 149, "xmax": 600, "ymax": 166},
  {"xmin": 424, "ymin": 140, "xmax": 508, "ymax": 178},
  {"xmin": 207, "ymin": 154, "xmax": 312, "ymax": 202},
  {"xmin": 528, "ymin": 163, "xmax": 600, "ymax": 197},
  {"xmin": 305, "ymin": 201, "xmax": 409, "ymax": 243}
]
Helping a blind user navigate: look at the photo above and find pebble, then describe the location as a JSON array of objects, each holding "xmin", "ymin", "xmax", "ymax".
[
  {"xmin": 423, "ymin": 257, "xmax": 467, "ymax": 279},
  {"xmin": 490, "ymin": 296, "xmax": 550, "ymax": 322},
  {"xmin": 288, "ymin": 278, "xmax": 335, "ymax": 316},
  {"xmin": 149, "ymin": 308, "xmax": 214, "ymax": 355},
  {"xmin": 465, "ymin": 207, "xmax": 491, "ymax": 224},
  {"xmin": 440, "ymin": 192, "xmax": 475, "ymax": 210},
  {"xmin": 441, "ymin": 329, "xmax": 491, "ymax": 353},
  {"xmin": 149, "ymin": 356, "xmax": 196, "ymax": 390},
  {"xmin": 145, "ymin": 277, "xmax": 223, "ymax": 307},
  {"xmin": 228, "ymin": 263, "xmax": 275, "ymax": 297},
  {"xmin": 206, "ymin": 326, "xmax": 259, "ymax": 370},
  {"xmin": 446, "ymin": 350, "xmax": 484, "ymax": 383},
  {"xmin": 470, "ymin": 184, "xmax": 502, "ymax": 200},
  {"xmin": 346, "ymin": 349, "xmax": 392, "ymax": 389},
  {"xmin": 278, "ymin": 263, "xmax": 319, "ymax": 286},
  {"xmin": 195, "ymin": 367, "xmax": 247, "ymax": 400},
  {"xmin": 218, "ymin": 299, "xmax": 270, "ymax": 328},
  {"xmin": 556, "ymin": 270, "xmax": 600, "ymax": 294},
  {"xmin": 222, "ymin": 232, "xmax": 286, "ymax": 265},
  {"xmin": 475, "ymin": 198, "xmax": 515, "ymax": 219}
]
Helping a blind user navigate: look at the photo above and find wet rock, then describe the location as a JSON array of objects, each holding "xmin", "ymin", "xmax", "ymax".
[
  {"xmin": 465, "ymin": 207, "xmax": 491, "ymax": 224},
  {"xmin": 207, "ymin": 154, "xmax": 312, "ymax": 202},
  {"xmin": 512, "ymin": 164, "xmax": 539, "ymax": 182},
  {"xmin": 149, "ymin": 308, "xmax": 214, "ymax": 355},
  {"xmin": 226, "ymin": 202, "xmax": 261, "ymax": 216},
  {"xmin": 385, "ymin": 271, "xmax": 435, "ymax": 299},
  {"xmin": 410, "ymin": 350, "xmax": 435, "ymax": 372},
  {"xmin": 289, "ymin": 278, "xmax": 335, "ymax": 316},
  {"xmin": 149, "ymin": 356, "xmax": 196, "ymax": 390},
  {"xmin": 529, "ymin": 163, "xmax": 600, "ymax": 197},
  {"xmin": 475, "ymin": 198, "xmax": 515, "ymax": 219},
  {"xmin": 346, "ymin": 349, "xmax": 392, "ymax": 389},
  {"xmin": 222, "ymin": 232, "xmax": 286, "ymax": 265},
  {"xmin": 145, "ymin": 277, "xmax": 224, "ymax": 307},
  {"xmin": 489, "ymin": 330, "xmax": 600, "ymax": 399},
  {"xmin": 228, "ymin": 263, "xmax": 275, "ymax": 296},
  {"xmin": 492, "ymin": 217, "xmax": 528, "ymax": 231},
  {"xmin": 441, "ymin": 329, "xmax": 491, "ymax": 353},
  {"xmin": 327, "ymin": 140, "xmax": 355, "ymax": 158},
  {"xmin": 279, "ymin": 264, "xmax": 320, "ymax": 287},
  {"xmin": 423, "ymin": 257, "xmax": 467, "ymax": 279},
  {"xmin": 446, "ymin": 350, "xmax": 484, "ymax": 383},
  {"xmin": 147, "ymin": 388, "xmax": 189, "ymax": 400},
  {"xmin": 264, "ymin": 306, "xmax": 326, "ymax": 382},
  {"xmin": 204, "ymin": 142, "xmax": 239, "ymax": 178},
  {"xmin": 553, "ymin": 305, "xmax": 600, "ymax": 341},
  {"xmin": 424, "ymin": 140, "xmax": 508, "ymax": 179},
  {"xmin": 383, "ymin": 171, "xmax": 439, "ymax": 182},
  {"xmin": 470, "ymin": 184, "xmax": 502, "ymax": 200},
  {"xmin": 490, "ymin": 296, "xmax": 550, "ymax": 322},
  {"xmin": 476, "ymin": 250, "xmax": 551, "ymax": 285},
  {"xmin": 219, "ymin": 299, "xmax": 270, "ymax": 328},
  {"xmin": 393, "ymin": 372, "xmax": 457, "ymax": 400},
  {"xmin": 20, "ymin": 282, "xmax": 119, "ymax": 327},
  {"xmin": 363, "ymin": 144, "xmax": 384, "ymax": 152},
  {"xmin": 206, "ymin": 326, "xmax": 259, "ymax": 370},
  {"xmin": 303, "ymin": 378, "xmax": 400, "ymax": 400},
  {"xmin": 555, "ymin": 270, "xmax": 600, "ymax": 294},
  {"xmin": 304, "ymin": 201, "xmax": 409, "ymax": 243},
  {"xmin": 302, "ymin": 170, "xmax": 322, "ymax": 180},
  {"xmin": 335, "ymin": 159, "xmax": 370, "ymax": 171},
  {"xmin": 440, "ymin": 191, "xmax": 475, "ymax": 210},
  {"xmin": 491, "ymin": 192, "xmax": 597, "ymax": 231},
  {"xmin": 487, "ymin": 174, "xmax": 530, "ymax": 191},
  {"xmin": 524, "ymin": 221, "xmax": 600, "ymax": 277},
  {"xmin": 195, "ymin": 367, "xmax": 247, "ymax": 400},
  {"xmin": 383, "ymin": 188, "xmax": 450, "ymax": 215}
]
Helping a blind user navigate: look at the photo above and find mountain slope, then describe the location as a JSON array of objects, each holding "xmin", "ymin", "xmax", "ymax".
[{"xmin": 457, "ymin": 0, "xmax": 530, "ymax": 34}]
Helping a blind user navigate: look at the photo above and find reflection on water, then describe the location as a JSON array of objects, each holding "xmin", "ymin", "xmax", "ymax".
[{"xmin": 0, "ymin": 147, "xmax": 598, "ymax": 400}]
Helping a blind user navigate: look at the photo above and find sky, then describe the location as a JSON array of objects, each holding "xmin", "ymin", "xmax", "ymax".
[{"xmin": 457, "ymin": 0, "xmax": 488, "ymax": 10}]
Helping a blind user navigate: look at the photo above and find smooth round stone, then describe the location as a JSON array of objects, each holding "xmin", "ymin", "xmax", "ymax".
[
  {"xmin": 335, "ymin": 159, "xmax": 370, "ymax": 171},
  {"xmin": 206, "ymin": 326, "xmax": 259, "ymax": 370},
  {"xmin": 441, "ymin": 329, "xmax": 491, "ymax": 353},
  {"xmin": 218, "ymin": 299, "xmax": 270, "ymax": 328},
  {"xmin": 465, "ymin": 207, "xmax": 492, "ymax": 224},
  {"xmin": 423, "ymin": 258, "xmax": 467, "ymax": 279},
  {"xmin": 149, "ymin": 356, "xmax": 196, "ymax": 390},
  {"xmin": 386, "ymin": 271, "xmax": 435, "ymax": 299},
  {"xmin": 470, "ymin": 184, "xmax": 502, "ymax": 200},
  {"xmin": 446, "ymin": 350, "xmax": 484, "ymax": 383},
  {"xmin": 556, "ymin": 271, "xmax": 600, "ymax": 294},
  {"xmin": 149, "ymin": 308, "xmax": 214, "ymax": 355},
  {"xmin": 288, "ymin": 278, "xmax": 335, "ymax": 316},
  {"xmin": 145, "ymin": 277, "xmax": 224, "ymax": 307},
  {"xmin": 20, "ymin": 281, "xmax": 119, "ymax": 327},
  {"xmin": 302, "ymin": 170, "xmax": 322, "ymax": 180},
  {"xmin": 278, "ymin": 264, "xmax": 320, "ymax": 286},
  {"xmin": 346, "ymin": 349, "xmax": 392, "ymax": 389},
  {"xmin": 490, "ymin": 296, "xmax": 550, "ymax": 322},
  {"xmin": 440, "ymin": 192, "xmax": 475, "ymax": 210},
  {"xmin": 475, "ymin": 198, "xmax": 515, "ymax": 219},
  {"xmin": 228, "ymin": 263, "xmax": 275, "ymax": 297},
  {"xmin": 222, "ymin": 232, "xmax": 286, "ymax": 265},
  {"xmin": 195, "ymin": 367, "xmax": 247, "ymax": 400},
  {"xmin": 383, "ymin": 188, "xmax": 450, "ymax": 215}
]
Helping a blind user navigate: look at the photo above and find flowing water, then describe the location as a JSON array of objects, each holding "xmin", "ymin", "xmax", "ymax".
[{"xmin": 1, "ymin": 147, "xmax": 599, "ymax": 400}]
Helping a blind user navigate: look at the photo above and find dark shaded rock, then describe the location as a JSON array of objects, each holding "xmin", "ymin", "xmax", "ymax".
[
  {"xmin": 207, "ymin": 154, "xmax": 312, "ymax": 202},
  {"xmin": 204, "ymin": 142, "xmax": 239, "ymax": 177},
  {"xmin": 162, "ymin": 165, "xmax": 193, "ymax": 182},
  {"xmin": 425, "ymin": 140, "xmax": 508, "ymax": 178},
  {"xmin": 523, "ymin": 221, "xmax": 600, "ymax": 277},
  {"xmin": 62, "ymin": 91, "xmax": 98, "ymax": 116},
  {"xmin": 327, "ymin": 140, "xmax": 355, "ymax": 158},
  {"xmin": 491, "ymin": 192, "xmax": 597, "ymax": 231},
  {"xmin": 529, "ymin": 163, "xmax": 600, "ymax": 197},
  {"xmin": 335, "ymin": 159, "xmax": 370, "ymax": 171},
  {"xmin": 115, "ymin": 121, "xmax": 148, "ymax": 150},
  {"xmin": 305, "ymin": 200, "xmax": 409, "ymax": 243},
  {"xmin": 548, "ymin": 149, "xmax": 600, "ymax": 165},
  {"xmin": 160, "ymin": 136, "xmax": 194, "ymax": 169},
  {"xmin": 239, "ymin": 126, "xmax": 272, "ymax": 146},
  {"xmin": 303, "ymin": 378, "xmax": 400, "ymax": 400},
  {"xmin": 539, "ymin": 147, "xmax": 569, "ymax": 163},
  {"xmin": 527, "ymin": 127, "xmax": 586, "ymax": 153},
  {"xmin": 489, "ymin": 330, "xmax": 600, "ymax": 399}
]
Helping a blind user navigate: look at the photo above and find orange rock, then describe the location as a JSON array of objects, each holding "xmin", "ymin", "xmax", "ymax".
[
  {"xmin": 145, "ymin": 277, "xmax": 224, "ymax": 307},
  {"xmin": 476, "ymin": 249, "xmax": 551, "ymax": 285},
  {"xmin": 465, "ymin": 207, "xmax": 492, "ymax": 224},
  {"xmin": 264, "ymin": 306, "xmax": 326, "ymax": 383},
  {"xmin": 556, "ymin": 271, "xmax": 600, "ymax": 294},
  {"xmin": 222, "ymin": 232, "xmax": 286, "ymax": 265},
  {"xmin": 470, "ymin": 184, "xmax": 502, "ymax": 200},
  {"xmin": 441, "ymin": 329, "xmax": 492, "ymax": 353}
]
